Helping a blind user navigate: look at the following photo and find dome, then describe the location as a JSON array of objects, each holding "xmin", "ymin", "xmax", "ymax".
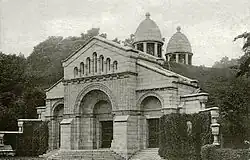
[
  {"xmin": 134, "ymin": 13, "xmax": 163, "ymax": 43},
  {"xmin": 166, "ymin": 27, "xmax": 192, "ymax": 54}
]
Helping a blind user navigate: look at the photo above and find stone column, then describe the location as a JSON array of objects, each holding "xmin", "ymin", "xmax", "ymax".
[
  {"xmin": 79, "ymin": 115, "xmax": 95, "ymax": 149},
  {"xmin": 138, "ymin": 116, "xmax": 147, "ymax": 149},
  {"xmin": 111, "ymin": 64, "xmax": 114, "ymax": 73},
  {"xmin": 97, "ymin": 58, "xmax": 100, "ymax": 74},
  {"xmin": 75, "ymin": 116, "xmax": 81, "ymax": 149},
  {"xmin": 89, "ymin": 116, "xmax": 95, "ymax": 149},
  {"xmin": 135, "ymin": 43, "xmax": 138, "ymax": 50},
  {"xmin": 104, "ymin": 62, "xmax": 107, "ymax": 74},
  {"xmin": 143, "ymin": 42, "xmax": 147, "ymax": 53},
  {"xmin": 176, "ymin": 53, "xmax": 179, "ymax": 63},
  {"xmin": 0, "ymin": 134, "xmax": 4, "ymax": 147},
  {"xmin": 154, "ymin": 43, "xmax": 158, "ymax": 57},
  {"xmin": 185, "ymin": 54, "xmax": 189, "ymax": 64},
  {"xmin": 85, "ymin": 64, "xmax": 88, "ymax": 76},
  {"xmin": 47, "ymin": 119, "xmax": 55, "ymax": 150},
  {"xmin": 91, "ymin": 59, "xmax": 94, "ymax": 75}
]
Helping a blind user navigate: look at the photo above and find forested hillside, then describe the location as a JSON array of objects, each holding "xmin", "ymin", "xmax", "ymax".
[{"xmin": 27, "ymin": 28, "xmax": 101, "ymax": 89}]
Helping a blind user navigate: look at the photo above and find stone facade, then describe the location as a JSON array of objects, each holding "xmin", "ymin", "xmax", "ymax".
[{"xmin": 37, "ymin": 13, "xmax": 208, "ymax": 159}]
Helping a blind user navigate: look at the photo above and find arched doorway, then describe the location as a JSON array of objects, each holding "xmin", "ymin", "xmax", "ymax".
[
  {"xmin": 53, "ymin": 104, "xmax": 64, "ymax": 149},
  {"xmin": 141, "ymin": 96, "xmax": 162, "ymax": 148},
  {"xmin": 79, "ymin": 90, "xmax": 113, "ymax": 149}
]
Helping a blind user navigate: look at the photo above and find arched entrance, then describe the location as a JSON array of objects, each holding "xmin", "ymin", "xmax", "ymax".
[
  {"xmin": 141, "ymin": 96, "xmax": 162, "ymax": 148},
  {"xmin": 79, "ymin": 90, "xmax": 113, "ymax": 149},
  {"xmin": 52, "ymin": 103, "xmax": 64, "ymax": 149}
]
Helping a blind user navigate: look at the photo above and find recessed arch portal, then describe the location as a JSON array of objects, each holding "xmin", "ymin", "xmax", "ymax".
[
  {"xmin": 74, "ymin": 83, "xmax": 117, "ymax": 114},
  {"xmin": 52, "ymin": 103, "xmax": 64, "ymax": 149},
  {"xmin": 78, "ymin": 88, "xmax": 114, "ymax": 149},
  {"xmin": 139, "ymin": 93, "xmax": 163, "ymax": 148}
]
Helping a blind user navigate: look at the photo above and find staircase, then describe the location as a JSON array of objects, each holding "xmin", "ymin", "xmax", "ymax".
[
  {"xmin": 45, "ymin": 149, "xmax": 125, "ymax": 160},
  {"xmin": 39, "ymin": 149, "xmax": 59, "ymax": 159},
  {"xmin": 130, "ymin": 148, "xmax": 164, "ymax": 160},
  {"xmin": 0, "ymin": 144, "xmax": 15, "ymax": 156}
]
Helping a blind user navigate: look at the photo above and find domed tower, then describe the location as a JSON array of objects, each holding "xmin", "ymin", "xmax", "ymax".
[
  {"xmin": 133, "ymin": 12, "xmax": 164, "ymax": 58},
  {"xmin": 166, "ymin": 26, "xmax": 193, "ymax": 65}
]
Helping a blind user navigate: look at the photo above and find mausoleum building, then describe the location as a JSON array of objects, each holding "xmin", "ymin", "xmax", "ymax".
[{"xmin": 38, "ymin": 13, "xmax": 208, "ymax": 159}]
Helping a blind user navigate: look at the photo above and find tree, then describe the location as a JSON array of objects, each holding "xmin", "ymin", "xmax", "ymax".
[
  {"xmin": 99, "ymin": 33, "xmax": 107, "ymax": 39},
  {"xmin": 81, "ymin": 28, "xmax": 100, "ymax": 40},
  {"xmin": 0, "ymin": 52, "xmax": 45, "ymax": 131},
  {"xmin": 112, "ymin": 37, "xmax": 121, "ymax": 44},
  {"xmin": 233, "ymin": 32, "xmax": 250, "ymax": 77},
  {"xmin": 122, "ymin": 34, "xmax": 134, "ymax": 47},
  {"xmin": 27, "ymin": 28, "xmax": 106, "ymax": 89},
  {"xmin": 212, "ymin": 56, "xmax": 238, "ymax": 69}
]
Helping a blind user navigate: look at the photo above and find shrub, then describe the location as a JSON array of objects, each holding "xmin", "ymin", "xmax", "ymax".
[
  {"xmin": 15, "ymin": 121, "xmax": 48, "ymax": 156},
  {"xmin": 201, "ymin": 144, "xmax": 217, "ymax": 160},
  {"xmin": 215, "ymin": 148, "xmax": 250, "ymax": 160},
  {"xmin": 159, "ymin": 113, "xmax": 212, "ymax": 160},
  {"xmin": 201, "ymin": 144, "xmax": 250, "ymax": 160}
]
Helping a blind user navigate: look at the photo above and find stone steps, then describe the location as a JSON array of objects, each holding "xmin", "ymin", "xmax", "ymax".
[
  {"xmin": 130, "ymin": 148, "xmax": 164, "ymax": 160},
  {"xmin": 46, "ymin": 149, "xmax": 125, "ymax": 160},
  {"xmin": 0, "ymin": 145, "xmax": 15, "ymax": 156},
  {"xmin": 39, "ymin": 149, "xmax": 59, "ymax": 159}
]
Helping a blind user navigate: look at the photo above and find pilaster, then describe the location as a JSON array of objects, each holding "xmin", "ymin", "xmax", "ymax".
[{"xmin": 60, "ymin": 118, "xmax": 73, "ymax": 150}]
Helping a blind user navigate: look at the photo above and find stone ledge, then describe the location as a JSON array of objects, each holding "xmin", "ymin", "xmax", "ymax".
[
  {"xmin": 136, "ymin": 86, "xmax": 177, "ymax": 92},
  {"xmin": 63, "ymin": 71, "xmax": 138, "ymax": 84}
]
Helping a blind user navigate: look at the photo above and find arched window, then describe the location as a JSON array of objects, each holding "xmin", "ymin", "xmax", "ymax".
[
  {"xmin": 113, "ymin": 61, "xmax": 118, "ymax": 71},
  {"xmin": 74, "ymin": 67, "xmax": 78, "ymax": 78},
  {"xmin": 100, "ymin": 55, "xmax": 104, "ymax": 72},
  {"xmin": 106, "ymin": 58, "xmax": 111, "ymax": 72},
  {"xmin": 86, "ymin": 57, "xmax": 91, "ymax": 74},
  {"xmin": 80, "ymin": 62, "xmax": 84, "ymax": 76},
  {"xmin": 93, "ymin": 52, "xmax": 97, "ymax": 73}
]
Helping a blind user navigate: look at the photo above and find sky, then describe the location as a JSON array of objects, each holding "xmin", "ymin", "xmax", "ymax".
[{"xmin": 0, "ymin": 0, "xmax": 249, "ymax": 66}]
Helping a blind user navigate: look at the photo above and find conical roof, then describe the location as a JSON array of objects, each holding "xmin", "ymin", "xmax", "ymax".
[
  {"xmin": 134, "ymin": 13, "xmax": 163, "ymax": 43},
  {"xmin": 166, "ymin": 26, "xmax": 192, "ymax": 54}
]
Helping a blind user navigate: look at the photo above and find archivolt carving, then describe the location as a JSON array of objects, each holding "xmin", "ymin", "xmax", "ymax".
[
  {"xmin": 51, "ymin": 99, "xmax": 64, "ymax": 116},
  {"xmin": 137, "ymin": 91, "xmax": 164, "ymax": 109},
  {"xmin": 74, "ymin": 83, "xmax": 117, "ymax": 113}
]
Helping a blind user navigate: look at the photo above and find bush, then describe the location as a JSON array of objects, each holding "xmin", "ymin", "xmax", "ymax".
[
  {"xmin": 159, "ymin": 113, "xmax": 212, "ymax": 160},
  {"xmin": 201, "ymin": 144, "xmax": 250, "ymax": 160},
  {"xmin": 201, "ymin": 144, "xmax": 217, "ymax": 160},
  {"xmin": 16, "ymin": 121, "xmax": 48, "ymax": 156}
]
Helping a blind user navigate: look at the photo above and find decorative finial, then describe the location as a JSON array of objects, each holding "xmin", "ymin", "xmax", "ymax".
[
  {"xmin": 146, "ymin": 12, "xmax": 150, "ymax": 19},
  {"xmin": 177, "ymin": 26, "xmax": 181, "ymax": 32}
]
